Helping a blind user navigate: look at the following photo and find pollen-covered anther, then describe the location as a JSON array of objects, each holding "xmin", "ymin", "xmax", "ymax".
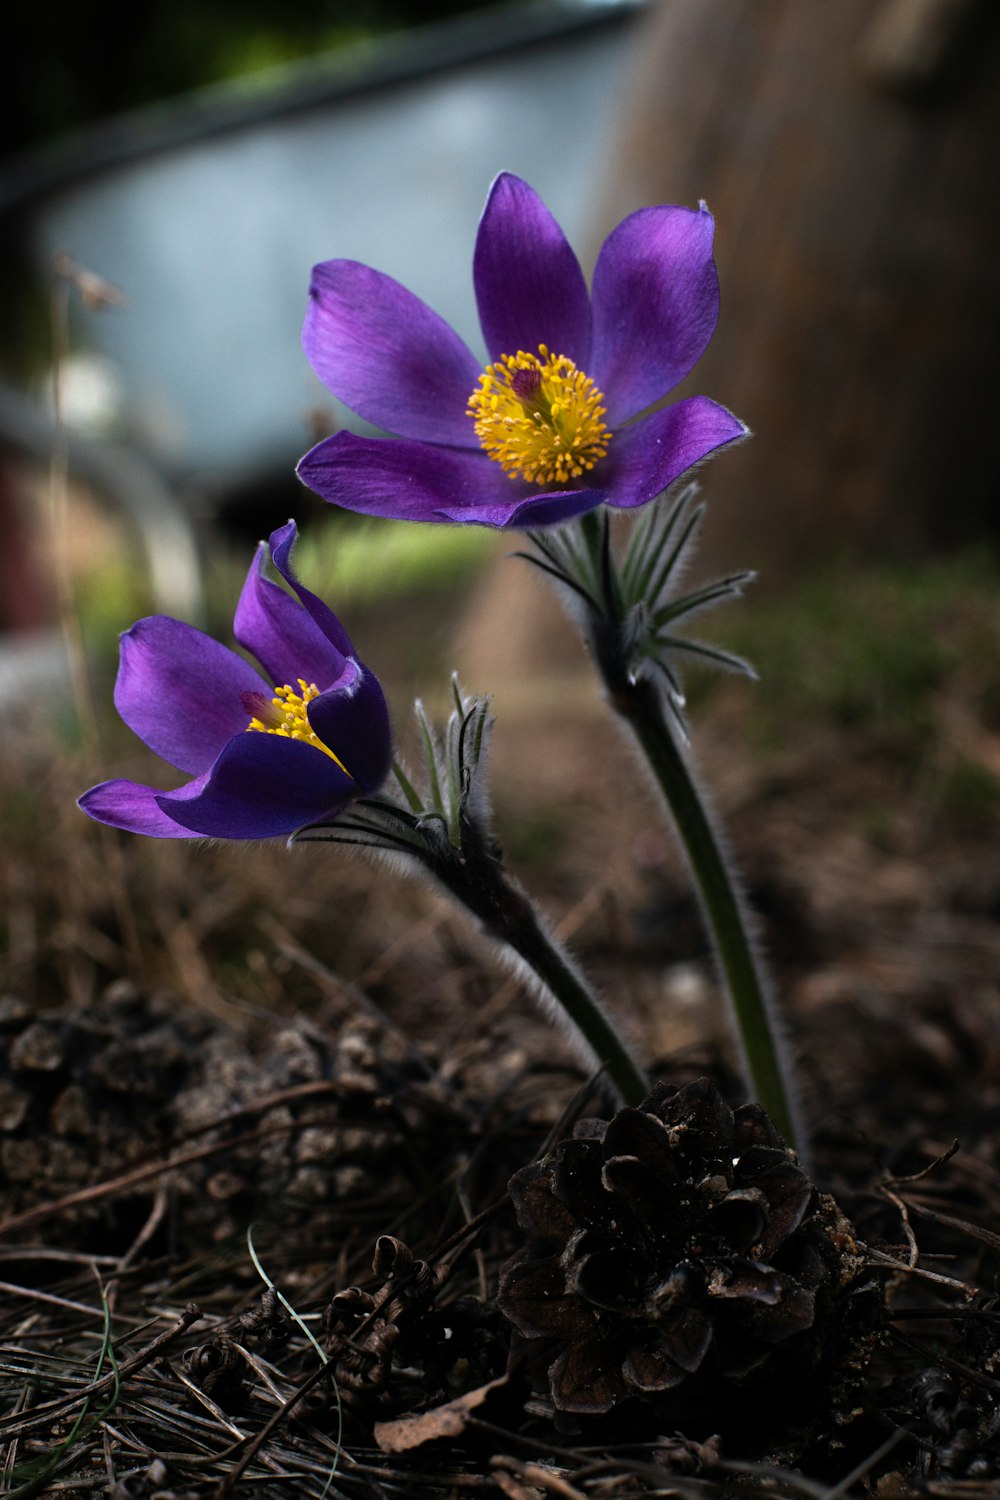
[
  {"xmin": 467, "ymin": 345, "xmax": 611, "ymax": 486},
  {"xmin": 244, "ymin": 679, "xmax": 349, "ymax": 773}
]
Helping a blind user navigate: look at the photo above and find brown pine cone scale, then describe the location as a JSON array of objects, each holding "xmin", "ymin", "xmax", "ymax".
[{"xmin": 498, "ymin": 1078, "xmax": 866, "ymax": 1419}]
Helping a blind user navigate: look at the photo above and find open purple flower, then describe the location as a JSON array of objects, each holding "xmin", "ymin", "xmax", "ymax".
[
  {"xmin": 297, "ymin": 172, "xmax": 746, "ymax": 529},
  {"xmin": 79, "ymin": 521, "xmax": 391, "ymax": 840}
]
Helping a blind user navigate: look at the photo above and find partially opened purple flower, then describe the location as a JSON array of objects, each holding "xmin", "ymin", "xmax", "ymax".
[
  {"xmin": 79, "ymin": 521, "xmax": 391, "ymax": 840},
  {"xmin": 297, "ymin": 172, "xmax": 746, "ymax": 529}
]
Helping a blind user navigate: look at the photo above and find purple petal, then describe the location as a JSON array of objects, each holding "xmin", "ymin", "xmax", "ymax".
[
  {"xmin": 303, "ymin": 260, "xmax": 481, "ymax": 446},
  {"xmin": 79, "ymin": 776, "xmax": 212, "ymax": 838},
  {"xmin": 591, "ymin": 204, "xmax": 720, "ymax": 424},
  {"xmin": 437, "ymin": 487, "xmax": 605, "ymax": 529},
  {"xmin": 114, "ymin": 617, "xmax": 267, "ymax": 776},
  {"xmin": 156, "ymin": 733, "xmax": 358, "ymax": 839},
  {"xmin": 307, "ymin": 665, "xmax": 392, "ymax": 795},
  {"xmin": 603, "ymin": 397, "xmax": 748, "ymax": 511},
  {"xmin": 234, "ymin": 527, "xmax": 353, "ymax": 689},
  {"xmin": 474, "ymin": 173, "xmax": 591, "ymax": 368},
  {"xmin": 299, "ymin": 428, "xmax": 600, "ymax": 528},
  {"xmin": 268, "ymin": 520, "xmax": 354, "ymax": 659}
]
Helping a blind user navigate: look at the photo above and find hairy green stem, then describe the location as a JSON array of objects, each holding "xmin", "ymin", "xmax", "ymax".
[
  {"xmin": 564, "ymin": 510, "xmax": 803, "ymax": 1150},
  {"xmin": 431, "ymin": 838, "xmax": 648, "ymax": 1108},
  {"xmin": 606, "ymin": 667, "xmax": 801, "ymax": 1150}
]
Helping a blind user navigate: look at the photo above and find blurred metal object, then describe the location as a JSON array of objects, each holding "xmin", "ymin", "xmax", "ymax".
[
  {"xmin": 0, "ymin": 379, "xmax": 202, "ymax": 618},
  {"xmin": 1, "ymin": 1, "xmax": 642, "ymax": 494}
]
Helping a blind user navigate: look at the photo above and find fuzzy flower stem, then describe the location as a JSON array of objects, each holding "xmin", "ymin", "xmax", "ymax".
[
  {"xmin": 300, "ymin": 679, "xmax": 646, "ymax": 1107},
  {"xmin": 569, "ymin": 509, "xmax": 803, "ymax": 1155},
  {"xmin": 618, "ymin": 676, "xmax": 797, "ymax": 1140},
  {"xmin": 425, "ymin": 831, "xmax": 648, "ymax": 1109}
]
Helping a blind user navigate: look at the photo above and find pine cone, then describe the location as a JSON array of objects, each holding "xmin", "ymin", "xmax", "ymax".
[{"xmin": 498, "ymin": 1078, "xmax": 864, "ymax": 1418}]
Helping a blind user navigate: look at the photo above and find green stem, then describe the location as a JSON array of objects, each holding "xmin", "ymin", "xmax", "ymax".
[
  {"xmin": 431, "ymin": 838, "xmax": 647, "ymax": 1108},
  {"xmin": 560, "ymin": 510, "xmax": 804, "ymax": 1151},
  {"xmin": 607, "ymin": 669, "xmax": 801, "ymax": 1150}
]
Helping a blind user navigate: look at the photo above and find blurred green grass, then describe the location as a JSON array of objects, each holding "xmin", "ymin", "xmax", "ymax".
[
  {"xmin": 693, "ymin": 546, "xmax": 1000, "ymax": 749},
  {"xmin": 74, "ymin": 511, "xmax": 496, "ymax": 676}
]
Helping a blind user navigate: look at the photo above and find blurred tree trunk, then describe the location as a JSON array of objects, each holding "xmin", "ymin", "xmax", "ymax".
[
  {"xmin": 458, "ymin": 0, "xmax": 1000, "ymax": 698},
  {"xmin": 591, "ymin": 0, "xmax": 1000, "ymax": 579}
]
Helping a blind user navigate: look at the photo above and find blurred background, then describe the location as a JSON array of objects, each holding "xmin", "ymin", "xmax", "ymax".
[
  {"xmin": 2, "ymin": 0, "xmax": 999, "ymax": 1093},
  {"xmin": 3, "ymin": 0, "xmax": 999, "ymax": 643},
  {"xmin": 1, "ymin": 0, "xmax": 642, "ymax": 649}
]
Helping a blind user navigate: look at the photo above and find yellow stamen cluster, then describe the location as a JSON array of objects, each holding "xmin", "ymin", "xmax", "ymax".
[
  {"xmin": 246, "ymin": 679, "xmax": 348, "ymax": 773},
  {"xmin": 468, "ymin": 345, "xmax": 611, "ymax": 485}
]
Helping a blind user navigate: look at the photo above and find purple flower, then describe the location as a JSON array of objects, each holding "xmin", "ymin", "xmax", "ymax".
[
  {"xmin": 297, "ymin": 172, "xmax": 746, "ymax": 529},
  {"xmin": 79, "ymin": 521, "xmax": 392, "ymax": 840}
]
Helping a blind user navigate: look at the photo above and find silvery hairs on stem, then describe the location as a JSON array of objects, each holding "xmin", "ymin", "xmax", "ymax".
[
  {"xmin": 293, "ymin": 677, "xmax": 648, "ymax": 1107},
  {"xmin": 517, "ymin": 486, "xmax": 806, "ymax": 1160}
]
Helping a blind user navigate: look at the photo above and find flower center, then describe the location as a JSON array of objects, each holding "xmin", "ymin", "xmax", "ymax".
[
  {"xmin": 243, "ymin": 679, "xmax": 348, "ymax": 773},
  {"xmin": 467, "ymin": 345, "xmax": 611, "ymax": 486}
]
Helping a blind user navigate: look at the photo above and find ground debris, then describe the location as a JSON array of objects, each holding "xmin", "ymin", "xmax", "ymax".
[{"xmin": 4, "ymin": 583, "xmax": 1000, "ymax": 1496}]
